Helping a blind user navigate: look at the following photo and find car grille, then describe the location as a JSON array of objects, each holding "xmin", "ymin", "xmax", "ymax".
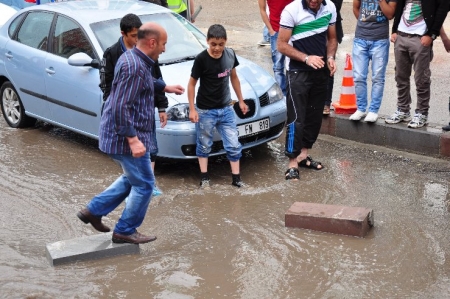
[
  {"xmin": 209, "ymin": 122, "xmax": 285, "ymax": 154},
  {"xmin": 259, "ymin": 92, "xmax": 270, "ymax": 107}
]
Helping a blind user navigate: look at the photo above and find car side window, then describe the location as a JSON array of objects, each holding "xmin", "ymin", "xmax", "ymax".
[
  {"xmin": 8, "ymin": 13, "xmax": 25, "ymax": 38},
  {"xmin": 16, "ymin": 11, "xmax": 53, "ymax": 51},
  {"xmin": 52, "ymin": 15, "xmax": 95, "ymax": 59}
]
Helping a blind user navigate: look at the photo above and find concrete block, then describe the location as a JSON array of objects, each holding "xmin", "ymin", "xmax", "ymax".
[
  {"xmin": 335, "ymin": 116, "xmax": 386, "ymax": 146},
  {"xmin": 440, "ymin": 132, "xmax": 450, "ymax": 158},
  {"xmin": 46, "ymin": 233, "xmax": 139, "ymax": 266},
  {"xmin": 384, "ymin": 124, "xmax": 440, "ymax": 156},
  {"xmin": 285, "ymin": 202, "xmax": 374, "ymax": 238},
  {"xmin": 320, "ymin": 114, "xmax": 336, "ymax": 136}
]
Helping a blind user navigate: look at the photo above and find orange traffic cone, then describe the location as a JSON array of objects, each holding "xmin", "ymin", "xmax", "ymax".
[{"xmin": 332, "ymin": 54, "xmax": 357, "ymax": 114}]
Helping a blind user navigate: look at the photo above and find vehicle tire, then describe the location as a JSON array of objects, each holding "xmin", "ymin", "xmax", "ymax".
[{"xmin": 0, "ymin": 81, "xmax": 36, "ymax": 128}]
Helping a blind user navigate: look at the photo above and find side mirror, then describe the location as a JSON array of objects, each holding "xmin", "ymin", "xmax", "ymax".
[{"xmin": 68, "ymin": 52, "xmax": 100, "ymax": 69}]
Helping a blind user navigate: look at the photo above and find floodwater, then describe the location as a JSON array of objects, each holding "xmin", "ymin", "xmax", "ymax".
[
  {"xmin": 2, "ymin": 1, "xmax": 450, "ymax": 298},
  {"xmin": 1, "ymin": 119, "xmax": 450, "ymax": 298}
]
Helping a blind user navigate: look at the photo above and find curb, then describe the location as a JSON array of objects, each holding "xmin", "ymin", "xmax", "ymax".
[{"xmin": 320, "ymin": 113, "xmax": 450, "ymax": 159}]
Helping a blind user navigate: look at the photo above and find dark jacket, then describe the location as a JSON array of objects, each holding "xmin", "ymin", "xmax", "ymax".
[
  {"xmin": 330, "ymin": 0, "xmax": 344, "ymax": 44},
  {"xmin": 392, "ymin": 0, "xmax": 449, "ymax": 39},
  {"xmin": 99, "ymin": 38, "xmax": 168, "ymax": 112}
]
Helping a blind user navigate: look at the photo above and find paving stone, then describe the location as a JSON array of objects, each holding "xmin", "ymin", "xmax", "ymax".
[
  {"xmin": 285, "ymin": 202, "xmax": 374, "ymax": 238},
  {"xmin": 46, "ymin": 233, "xmax": 139, "ymax": 266}
]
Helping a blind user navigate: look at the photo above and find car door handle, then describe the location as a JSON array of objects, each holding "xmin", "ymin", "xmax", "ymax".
[
  {"xmin": 5, "ymin": 52, "xmax": 13, "ymax": 59},
  {"xmin": 45, "ymin": 67, "xmax": 55, "ymax": 75}
]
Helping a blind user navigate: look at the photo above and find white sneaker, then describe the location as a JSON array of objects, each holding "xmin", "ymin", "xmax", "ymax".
[
  {"xmin": 349, "ymin": 110, "xmax": 366, "ymax": 121},
  {"xmin": 364, "ymin": 112, "xmax": 378, "ymax": 123}
]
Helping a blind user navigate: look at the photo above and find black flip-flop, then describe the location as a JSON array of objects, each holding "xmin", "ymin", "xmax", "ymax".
[{"xmin": 298, "ymin": 156, "xmax": 323, "ymax": 170}]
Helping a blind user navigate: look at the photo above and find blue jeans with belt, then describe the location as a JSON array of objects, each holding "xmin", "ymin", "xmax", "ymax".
[
  {"xmin": 270, "ymin": 32, "xmax": 287, "ymax": 96},
  {"xmin": 87, "ymin": 152, "xmax": 154, "ymax": 235}
]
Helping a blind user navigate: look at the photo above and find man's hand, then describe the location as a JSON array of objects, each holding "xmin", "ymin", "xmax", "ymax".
[
  {"xmin": 421, "ymin": 35, "xmax": 433, "ymax": 47},
  {"xmin": 164, "ymin": 85, "xmax": 185, "ymax": 95},
  {"xmin": 189, "ymin": 109, "xmax": 199, "ymax": 123},
  {"xmin": 127, "ymin": 136, "xmax": 146, "ymax": 157},
  {"xmin": 159, "ymin": 112, "xmax": 167, "ymax": 128},
  {"xmin": 390, "ymin": 33, "xmax": 397, "ymax": 43},
  {"xmin": 239, "ymin": 101, "xmax": 249, "ymax": 115},
  {"xmin": 306, "ymin": 55, "xmax": 325, "ymax": 69},
  {"xmin": 327, "ymin": 58, "xmax": 337, "ymax": 76}
]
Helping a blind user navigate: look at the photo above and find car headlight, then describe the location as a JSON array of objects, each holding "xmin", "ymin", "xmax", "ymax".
[
  {"xmin": 166, "ymin": 103, "xmax": 190, "ymax": 121},
  {"xmin": 267, "ymin": 83, "xmax": 284, "ymax": 104}
]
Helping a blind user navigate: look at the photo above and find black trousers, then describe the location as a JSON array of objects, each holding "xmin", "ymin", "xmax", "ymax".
[{"xmin": 284, "ymin": 69, "xmax": 328, "ymax": 159}]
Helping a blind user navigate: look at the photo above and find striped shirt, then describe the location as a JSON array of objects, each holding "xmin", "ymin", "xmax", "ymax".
[
  {"xmin": 99, "ymin": 47, "xmax": 156, "ymax": 155},
  {"xmin": 280, "ymin": 0, "xmax": 336, "ymax": 71}
]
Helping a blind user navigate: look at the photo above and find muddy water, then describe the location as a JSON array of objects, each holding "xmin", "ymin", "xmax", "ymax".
[
  {"xmin": 2, "ymin": 1, "xmax": 450, "ymax": 298},
  {"xmin": 1, "ymin": 118, "xmax": 450, "ymax": 298}
]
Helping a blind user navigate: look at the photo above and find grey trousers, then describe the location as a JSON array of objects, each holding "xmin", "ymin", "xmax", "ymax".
[{"xmin": 394, "ymin": 34, "xmax": 433, "ymax": 115}]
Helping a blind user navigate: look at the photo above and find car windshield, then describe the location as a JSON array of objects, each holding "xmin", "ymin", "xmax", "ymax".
[{"xmin": 90, "ymin": 12, "xmax": 207, "ymax": 64}]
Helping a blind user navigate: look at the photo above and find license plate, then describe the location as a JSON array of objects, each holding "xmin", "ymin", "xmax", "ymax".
[{"xmin": 237, "ymin": 118, "xmax": 270, "ymax": 137}]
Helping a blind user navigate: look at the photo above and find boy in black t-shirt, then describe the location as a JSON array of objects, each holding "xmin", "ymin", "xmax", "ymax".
[{"xmin": 188, "ymin": 24, "xmax": 249, "ymax": 188}]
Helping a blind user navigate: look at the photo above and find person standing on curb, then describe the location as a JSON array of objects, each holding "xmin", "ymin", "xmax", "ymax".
[
  {"xmin": 77, "ymin": 22, "xmax": 167, "ymax": 244},
  {"xmin": 385, "ymin": 0, "xmax": 448, "ymax": 128},
  {"xmin": 258, "ymin": 0, "xmax": 293, "ymax": 96},
  {"xmin": 348, "ymin": 0, "xmax": 397, "ymax": 122},
  {"xmin": 323, "ymin": 0, "xmax": 344, "ymax": 115},
  {"xmin": 278, "ymin": 0, "xmax": 338, "ymax": 181}
]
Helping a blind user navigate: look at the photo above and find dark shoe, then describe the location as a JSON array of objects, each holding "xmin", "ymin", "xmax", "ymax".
[
  {"xmin": 443, "ymin": 123, "xmax": 450, "ymax": 131},
  {"xmin": 285, "ymin": 167, "xmax": 300, "ymax": 180},
  {"xmin": 232, "ymin": 179, "xmax": 247, "ymax": 188},
  {"xmin": 77, "ymin": 208, "xmax": 111, "ymax": 233},
  {"xmin": 112, "ymin": 231, "xmax": 157, "ymax": 244},
  {"xmin": 298, "ymin": 156, "xmax": 324, "ymax": 170}
]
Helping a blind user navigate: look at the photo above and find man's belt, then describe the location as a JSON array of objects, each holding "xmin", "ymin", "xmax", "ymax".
[{"xmin": 397, "ymin": 31, "xmax": 422, "ymax": 38}]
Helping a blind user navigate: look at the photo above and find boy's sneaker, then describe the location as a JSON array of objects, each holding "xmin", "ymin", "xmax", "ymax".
[
  {"xmin": 364, "ymin": 112, "xmax": 378, "ymax": 123},
  {"xmin": 199, "ymin": 178, "xmax": 210, "ymax": 189},
  {"xmin": 257, "ymin": 39, "xmax": 270, "ymax": 46},
  {"xmin": 152, "ymin": 186, "xmax": 163, "ymax": 197},
  {"xmin": 385, "ymin": 109, "xmax": 411, "ymax": 124},
  {"xmin": 232, "ymin": 179, "xmax": 247, "ymax": 188},
  {"xmin": 349, "ymin": 110, "xmax": 366, "ymax": 121},
  {"xmin": 407, "ymin": 113, "xmax": 427, "ymax": 128}
]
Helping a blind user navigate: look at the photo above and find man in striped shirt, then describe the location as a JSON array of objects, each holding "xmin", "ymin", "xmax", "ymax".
[
  {"xmin": 277, "ymin": 0, "xmax": 338, "ymax": 180},
  {"xmin": 77, "ymin": 22, "xmax": 167, "ymax": 244}
]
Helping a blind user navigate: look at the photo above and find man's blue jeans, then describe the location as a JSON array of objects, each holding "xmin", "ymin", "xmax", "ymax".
[
  {"xmin": 195, "ymin": 106, "xmax": 242, "ymax": 162},
  {"xmin": 270, "ymin": 32, "xmax": 286, "ymax": 96},
  {"xmin": 352, "ymin": 38, "xmax": 390, "ymax": 113},
  {"xmin": 87, "ymin": 152, "xmax": 154, "ymax": 235}
]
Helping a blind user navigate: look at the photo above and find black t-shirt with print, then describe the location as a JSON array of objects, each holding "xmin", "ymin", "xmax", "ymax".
[{"xmin": 191, "ymin": 48, "xmax": 239, "ymax": 109}]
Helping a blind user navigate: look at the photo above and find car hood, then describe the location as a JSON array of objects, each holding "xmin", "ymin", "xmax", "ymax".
[{"xmin": 160, "ymin": 55, "xmax": 275, "ymax": 107}]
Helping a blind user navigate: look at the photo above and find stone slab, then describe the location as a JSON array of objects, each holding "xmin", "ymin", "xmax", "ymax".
[
  {"xmin": 285, "ymin": 202, "xmax": 374, "ymax": 238},
  {"xmin": 46, "ymin": 233, "xmax": 139, "ymax": 266}
]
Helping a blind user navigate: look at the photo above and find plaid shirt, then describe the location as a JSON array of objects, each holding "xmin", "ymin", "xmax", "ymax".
[{"xmin": 99, "ymin": 47, "xmax": 156, "ymax": 155}]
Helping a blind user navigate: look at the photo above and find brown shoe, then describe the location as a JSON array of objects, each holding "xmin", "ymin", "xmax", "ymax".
[
  {"xmin": 112, "ymin": 231, "xmax": 157, "ymax": 244},
  {"xmin": 77, "ymin": 208, "xmax": 111, "ymax": 233}
]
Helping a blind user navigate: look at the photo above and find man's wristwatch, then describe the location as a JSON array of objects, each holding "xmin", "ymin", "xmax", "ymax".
[
  {"xmin": 430, "ymin": 34, "xmax": 437, "ymax": 40},
  {"xmin": 304, "ymin": 55, "xmax": 309, "ymax": 64}
]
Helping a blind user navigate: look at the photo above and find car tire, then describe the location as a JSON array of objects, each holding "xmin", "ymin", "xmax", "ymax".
[{"xmin": 1, "ymin": 81, "xmax": 36, "ymax": 128}]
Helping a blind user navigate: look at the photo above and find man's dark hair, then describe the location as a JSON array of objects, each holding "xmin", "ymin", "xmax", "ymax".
[
  {"xmin": 207, "ymin": 24, "xmax": 227, "ymax": 40},
  {"xmin": 120, "ymin": 13, "xmax": 142, "ymax": 34}
]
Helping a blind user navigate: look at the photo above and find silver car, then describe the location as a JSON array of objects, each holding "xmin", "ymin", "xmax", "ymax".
[{"xmin": 0, "ymin": 0, "xmax": 286, "ymax": 159}]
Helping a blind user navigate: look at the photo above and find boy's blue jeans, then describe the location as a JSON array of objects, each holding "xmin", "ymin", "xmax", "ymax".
[
  {"xmin": 270, "ymin": 31, "xmax": 287, "ymax": 96},
  {"xmin": 352, "ymin": 37, "xmax": 390, "ymax": 113},
  {"xmin": 87, "ymin": 152, "xmax": 154, "ymax": 235},
  {"xmin": 195, "ymin": 106, "xmax": 242, "ymax": 162}
]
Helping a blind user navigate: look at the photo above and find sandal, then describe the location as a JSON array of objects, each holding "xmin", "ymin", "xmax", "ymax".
[
  {"xmin": 298, "ymin": 156, "xmax": 323, "ymax": 170},
  {"xmin": 323, "ymin": 105, "xmax": 330, "ymax": 115},
  {"xmin": 285, "ymin": 167, "xmax": 300, "ymax": 180}
]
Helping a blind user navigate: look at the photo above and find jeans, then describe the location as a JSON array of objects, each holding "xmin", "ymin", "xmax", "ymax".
[
  {"xmin": 87, "ymin": 152, "xmax": 154, "ymax": 235},
  {"xmin": 270, "ymin": 32, "xmax": 286, "ymax": 96},
  {"xmin": 352, "ymin": 38, "xmax": 390, "ymax": 113},
  {"xmin": 195, "ymin": 106, "xmax": 242, "ymax": 161},
  {"xmin": 263, "ymin": 25, "xmax": 270, "ymax": 42}
]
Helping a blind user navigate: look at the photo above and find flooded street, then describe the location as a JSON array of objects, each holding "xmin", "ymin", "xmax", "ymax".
[
  {"xmin": 2, "ymin": 0, "xmax": 450, "ymax": 298},
  {"xmin": 2, "ymin": 118, "xmax": 450, "ymax": 298}
]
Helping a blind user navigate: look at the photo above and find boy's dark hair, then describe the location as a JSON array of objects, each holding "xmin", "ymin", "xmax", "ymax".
[
  {"xmin": 207, "ymin": 24, "xmax": 227, "ymax": 40},
  {"xmin": 120, "ymin": 13, "xmax": 142, "ymax": 34}
]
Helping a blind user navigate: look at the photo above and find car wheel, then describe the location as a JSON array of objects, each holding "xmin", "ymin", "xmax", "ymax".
[{"xmin": 1, "ymin": 81, "xmax": 36, "ymax": 128}]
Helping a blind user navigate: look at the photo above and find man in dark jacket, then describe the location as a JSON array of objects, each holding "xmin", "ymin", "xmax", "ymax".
[{"xmin": 385, "ymin": 0, "xmax": 448, "ymax": 128}]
